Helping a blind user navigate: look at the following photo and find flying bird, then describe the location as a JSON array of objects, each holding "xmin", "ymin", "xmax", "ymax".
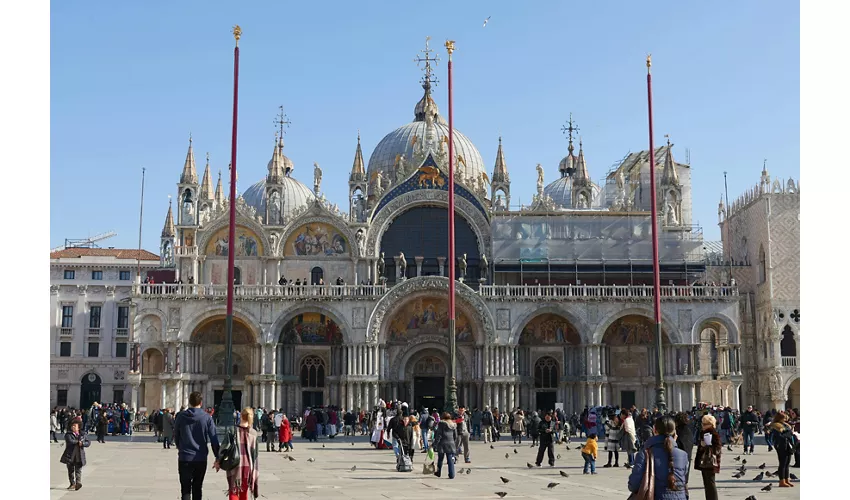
[
  {"xmin": 527, "ymin": 462, "xmax": 534, "ymax": 469},
  {"xmin": 350, "ymin": 465, "xmax": 357, "ymax": 471},
  {"xmin": 761, "ymin": 484, "xmax": 773, "ymax": 492},
  {"xmin": 559, "ymin": 471, "xmax": 570, "ymax": 478},
  {"xmin": 483, "ymin": 16, "xmax": 491, "ymax": 28},
  {"xmin": 495, "ymin": 493, "xmax": 508, "ymax": 499},
  {"xmin": 753, "ymin": 472, "xmax": 764, "ymax": 481},
  {"xmin": 547, "ymin": 482, "xmax": 559, "ymax": 489},
  {"xmin": 500, "ymin": 477, "xmax": 511, "ymax": 484}
]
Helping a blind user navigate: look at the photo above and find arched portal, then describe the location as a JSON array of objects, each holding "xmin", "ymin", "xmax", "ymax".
[
  {"xmin": 516, "ymin": 313, "xmax": 580, "ymax": 409},
  {"xmin": 80, "ymin": 372, "xmax": 102, "ymax": 410},
  {"xmin": 311, "ymin": 266, "xmax": 324, "ymax": 285},
  {"xmin": 785, "ymin": 378, "xmax": 800, "ymax": 410},
  {"xmin": 602, "ymin": 315, "xmax": 671, "ymax": 409},
  {"xmin": 379, "ymin": 206, "xmax": 481, "ymax": 283},
  {"xmin": 533, "ymin": 356, "xmax": 560, "ymax": 412},
  {"xmin": 300, "ymin": 355, "xmax": 326, "ymax": 409},
  {"xmin": 192, "ymin": 316, "xmax": 258, "ymax": 412},
  {"xmin": 411, "ymin": 353, "xmax": 448, "ymax": 412},
  {"xmin": 140, "ymin": 348, "xmax": 164, "ymax": 411}
]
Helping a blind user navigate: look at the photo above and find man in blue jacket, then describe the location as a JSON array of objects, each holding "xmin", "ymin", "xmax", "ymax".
[{"xmin": 173, "ymin": 392, "xmax": 221, "ymax": 500}]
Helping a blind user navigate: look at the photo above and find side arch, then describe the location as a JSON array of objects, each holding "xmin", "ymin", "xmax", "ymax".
[
  {"xmin": 390, "ymin": 339, "xmax": 472, "ymax": 382},
  {"xmin": 133, "ymin": 307, "xmax": 167, "ymax": 343},
  {"xmin": 197, "ymin": 210, "xmax": 272, "ymax": 258},
  {"xmin": 691, "ymin": 312, "xmax": 741, "ymax": 344},
  {"xmin": 509, "ymin": 305, "xmax": 590, "ymax": 345},
  {"xmin": 179, "ymin": 305, "xmax": 263, "ymax": 343},
  {"xmin": 592, "ymin": 307, "xmax": 681, "ymax": 344}
]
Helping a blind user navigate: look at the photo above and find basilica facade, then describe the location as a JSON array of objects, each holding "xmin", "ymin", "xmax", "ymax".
[{"xmin": 127, "ymin": 48, "xmax": 749, "ymax": 416}]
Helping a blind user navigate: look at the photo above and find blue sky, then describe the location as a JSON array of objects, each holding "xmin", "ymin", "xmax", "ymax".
[{"xmin": 50, "ymin": 0, "xmax": 799, "ymax": 252}]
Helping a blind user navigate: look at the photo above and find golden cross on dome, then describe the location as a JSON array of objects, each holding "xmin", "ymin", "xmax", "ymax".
[
  {"xmin": 274, "ymin": 105, "xmax": 291, "ymax": 138},
  {"xmin": 560, "ymin": 113, "xmax": 579, "ymax": 152},
  {"xmin": 414, "ymin": 36, "xmax": 440, "ymax": 89}
]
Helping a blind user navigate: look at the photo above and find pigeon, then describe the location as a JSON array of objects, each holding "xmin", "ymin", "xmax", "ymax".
[
  {"xmin": 556, "ymin": 454, "xmax": 561, "ymax": 460},
  {"xmin": 527, "ymin": 462, "xmax": 534, "ymax": 469},
  {"xmin": 287, "ymin": 455, "xmax": 296, "ymax": 461},
  {"xmin": 727, "ymin": 445, "xmax": 733, "ymax": 451},
  {"xmin": 513, "ymin": 449, "xmax": 518, "ymax": 454},
  {"xmin": 458, "ymin": 468, "xmax": 465, "ymax": 474},
  {"xmin": 732, "ymin": 472, "xmax": 744, "ymax": 479},
  {"xmin": 745, "ymin": 496, "xmax": 758, "ymax": 500},
  {"xmin": 483, "ymin": 16, "xmax": 491, "ymax": 28},
  {"xmin": 505, "ymin": 453, "xmax": 510, "ymax": 459},
  {"xmin": 761, "ymin": 484, "xmax": 772, "ymax": 492},
  {"xmin": 564, "ymin": 445, "xmax": 571, "ymax": 450},
  {"xmin": 466, "ymin": 468, "xmax": 471, "ymax": 475},
  {"xmin": 739, "ymin": 464, "xmax": 747, "ymax": 472},
  {"xmin": 351, "ymin": 442, "xmax": 355, "ymax": 446},
  {"xmin": 490, "ymin": 445, "xmax": 495, "ymax": 449},
  {"xmin": 500, "ymin": 477, "xmax": 511, "ymax": 484},
  {"xmin": 790, "ymin": 473, "xmax": 798, "ymax": 481},
  {"xmin": 322, "ymin": 444, "xmax": 325, "ymax": 448},
  {"xmin": 531, "ymin": 444, "xmax": 535, "ymax": 448},
  {"xmin": 734, "ymin": 456, "xmax": 742, "ymax": 462},
  {"xmin": 307, "ymin": 458, "xmax": 315, "ymax": 463},
  {"xmin": 495, "ymin": 493, "xmax": 507, "ymax": 499},
  {"xmin": 753, "ymin": 472, "xmax": 764, "ymax": 481},
  {"xmin": 559, "ymin": 471, "xmax": 570, "ymax": 477},
  {"xmin": 759, "ymin": 463, "xmax": 766, "ymax": 469},
  {"xmin": 547, "ymin": 483, "xmax": 559, "ymax": 489},
  {"xmin": 765, "ymin": 471, "xmax": 774, "ymax": 478},
  {"xmin": 742, "ymin": 459, "xmax": 748, "ymax": 465},
  {"xmin": 350, "ymin": 465, "xmax": 357, "ymax": 471}
]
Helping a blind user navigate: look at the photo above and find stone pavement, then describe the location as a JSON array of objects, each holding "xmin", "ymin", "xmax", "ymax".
[{"xmin": 50, "ymin": 432, "xmax": 801, "ymax": 499}]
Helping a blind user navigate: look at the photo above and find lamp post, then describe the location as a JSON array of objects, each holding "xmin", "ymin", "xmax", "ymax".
[
  {"xmin": 646, "ymin": 55, "xmax": 667, "ymax": 412},
  {"xmin": 444, "ymin": 39, "xmax": 459, "ymax": 415},
  {"xmin": 219, "ymin": 25, "xmax": 242, "ymax": 428}
]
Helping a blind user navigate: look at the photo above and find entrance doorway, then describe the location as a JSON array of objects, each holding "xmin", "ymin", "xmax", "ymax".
[
  {"xmin": 621, "ymin": 390, "xmax": 636, "ymax": 409},
  {"xmin": 213, "ymin": 390, "xmax": 243, "ymax": 414},
  {"xmin": 80, "ymin": 373, "xmax": 102, "ymax": 409},
  {"xmin": 414, "ymin": 376, "xmax": 445, "ymax": 413},
  {"xmin": 535, "ymin": 391, "xmax": 556, "ymax": 413},
  {"xmin": 311, "ymin": 267, "xmax": 324, "ymax": 285},
  {"xmin": 302, "ymin": 390, "xmax": 324, "ymax": 410}
]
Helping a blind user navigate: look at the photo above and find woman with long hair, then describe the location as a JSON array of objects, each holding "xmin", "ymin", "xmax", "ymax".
[
  {"xmin": 768, "ymin": 411, "xmax": 796, "ymax": 488},
  {"xmin": 627, "ymin": 415, "xmax": 688, "ymax": 500},
  {"xmin": 221, "ymin": 407, "xmax": 260, "ymax": 500},
  {"xmin": 694, "ymin": 414, "xmax": 722, "ymax": 500}
]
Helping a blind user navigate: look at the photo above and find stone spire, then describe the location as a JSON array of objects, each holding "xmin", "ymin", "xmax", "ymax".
[
  {"xmin": 215, "ymin": 170, "xmax": 225, "ymax": 206},
  {"xmin": 267, "ymin": 134, "xmax": 285, "ymax": 184},
  {"xmin": 161, "ymin": 198, "xmax": 176, "ymax": 237},
  {"xmin": 492, "ymin": 137, "xmax": 509, "ymax": 183},
  {"xmin": 199, "ymin": 152, "xmax": 214, "ymax": 200},
  {"xmin": 573, "ymin": 138, "xmax": 590, "ymax": 186},
  {"xmin": 180, "ymin": 134, "xmax": 198, "ymax": 184},
  {"xmin": 661, "ymin": 136, "xmax": 680, "ymax": 185},
  {"xmin": 350, "ymin": 130, "xmax": 365, "ymax": 181}
]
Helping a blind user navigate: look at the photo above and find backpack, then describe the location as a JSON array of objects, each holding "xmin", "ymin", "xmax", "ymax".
[{"xmin": 482, "ymin": 412, "xmax": 493, "ymax": 426}]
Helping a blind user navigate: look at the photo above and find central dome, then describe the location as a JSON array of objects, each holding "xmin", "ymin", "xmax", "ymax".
[
  {"xmin": 242, "ymin": 175, "xmax": 315, "ymax": 222},
  {"xmin": 367, "ymin": 86, "xmax": 486, "ymax": 185}
]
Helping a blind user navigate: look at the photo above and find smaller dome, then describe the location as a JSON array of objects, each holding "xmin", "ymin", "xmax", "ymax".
[
  {"xmin": 267, "ymin": 153, "xmax": 295, "ymax": 176},
  {"xmin": 559, "ymin": 153, "xmax": 577, "ymax": 177},
  {"xmin": 544, "ymin": 175, "xmax": 572, "ymax": 208},
  {"xmin": 242, "ymin": 175, "xmax": 315, "ymax": 222}
]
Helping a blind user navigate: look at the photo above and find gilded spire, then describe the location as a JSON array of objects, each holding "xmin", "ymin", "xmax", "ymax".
[
  {"xmin": 661, "ymin": 135, "xmax": 680, "ymax": 185},
  {"xmin": 413, "ymin": 37, "xmax": 444, "ymax": 123},
  {"xmin": 267, "ymin": 133, "xmax": 284, "ymax": 184},
  {"xmin": 180, "ymin": 134, "xmax": 198, "ymax": 184},
  {"xmin": 573, "ymin": 137, "xmax": 590, "ymax": 185},
  {"xmin": 350, "ymin": 130, "xmax": 365, "ymax": 180},
  {"xmin": 492, "ymin": 136, "xmax": 509, "ymax": 183},
  {"xmin": 215, "ymin": 170, "xmax": 225, "ymax": 206},
  {"xmin": 199, "ymin": 152, "xmax": 213, "ymax": 200},
  {"xmin": 161, "ymin": 198, "xmax": 176, "ymax": 237}
]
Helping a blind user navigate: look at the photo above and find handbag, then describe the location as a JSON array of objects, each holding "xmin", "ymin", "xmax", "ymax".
[
  {"xmin": 698, "ymin": 445, "xmax": 718, "ymax": 470},
  {"xmin": 218, "ymin": 427, "xmax": 241, "ymax": 472},
  {"xmin": 627, "ymin": 449, "xmax": 655, "ymax": 500}
]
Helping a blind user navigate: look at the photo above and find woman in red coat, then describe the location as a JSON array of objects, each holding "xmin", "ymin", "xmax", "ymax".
[{"xmin": 278, "ymin": 415, "xmax": 293, "ymax": 452}]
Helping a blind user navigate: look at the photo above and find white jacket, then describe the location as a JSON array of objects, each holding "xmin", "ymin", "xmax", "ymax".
[{"xmin": 51, "ymin": 414, "xmax": 60, "ymax": 432}]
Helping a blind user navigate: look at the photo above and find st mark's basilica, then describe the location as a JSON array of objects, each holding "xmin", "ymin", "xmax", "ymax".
[{"xmin": 125, "ymin": 41, "xmax": 798, "ymax": 417}]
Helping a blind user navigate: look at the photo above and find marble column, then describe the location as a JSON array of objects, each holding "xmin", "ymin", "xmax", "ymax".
[
  {"xmin": 437, "ymin": 257, "xmax": 446, "ymax": 277},
  {"xmin": 415, "ymin": 256, "xmax": 423, "ymax": 277},
  {"xmin": 161, "ymin": 383, "xmax": 167, "ymax": 409},
  {"xmin": 689, "ymin": 383, "xmax": 697, "ymax": 408}
]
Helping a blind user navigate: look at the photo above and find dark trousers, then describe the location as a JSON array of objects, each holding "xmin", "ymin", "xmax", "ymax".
[
  {"xmin": 436, "ymin": 451, "xmax": 456, "ymax": 479},
  {"xmin": 163, "ymin": 437, "xmax": 171, "ymax": 449},
  {"xmin": 793, "ymin": 442, "xmax": 800, "ymax": 466},
  {"xmin": 776, "ymin": 449, "xmax": 792, "ymax": 480},
  {"xmin": 265, "ymin": 430, "xmax": 277, "ymax": 450},
  {"xmin": 606, "ymin": 450, "xmax": 619, "ymax": 465},
  {"xmin": 178, "ymin": 460, "xmax": 207, "ymax": 500},
  {"xmin": 51, "ymin": 430, "xmax": 59, "ymax": 442},
  {"xmin": 743, "ymin": 429, "xmax": 755, "ymax": 452},
  {"xmin": 66, "ymin": 463, "xmax": 82, "ymax": 485},
  {"xmin": 700, "ymin": 469, "xmax": 718, "ymax": 500},
  {"xmin": 535, "ymin": 440, "xmax": 555, "ymax": 466}
]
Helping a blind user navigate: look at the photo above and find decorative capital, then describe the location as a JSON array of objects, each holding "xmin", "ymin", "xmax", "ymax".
[
  {"xmin": 232, "ymin": 25, "xmax": 242, "ymax": 45},
  {"xmin": 445, "ymin": 40, "xmax": 456, "ymax": 56}
]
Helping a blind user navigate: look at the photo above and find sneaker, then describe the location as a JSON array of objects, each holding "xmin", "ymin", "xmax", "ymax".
[
  {"xmin": 583, "ymin": 471, "xmax": 589, "ymax": 475},
  {"xmin": 67, "ymin": 484, "xmax": 76, "ymax": 490},
  {"xmin": 603, "ymin": 464, "xmax": 612, "ymax": 468},
  {"xmin": 591, "ymin": 472, "xmax": 598, "ymax": 475},
  {"xmin": 465, "ymin": 459, "xmax": 471, "ymax": 464},
  {"xmin": 75, "ymin": 484, "xmax": 83, "ymax": 491}
]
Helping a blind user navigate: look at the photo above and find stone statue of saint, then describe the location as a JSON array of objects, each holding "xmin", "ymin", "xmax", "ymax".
[
  {"xmin": 769, "ymin": 369, "xmax": 783, "ymax": 395},
  {"xmin": 374, "ymin": 171, "xmax": 384, "ymax": 198},
  {"xmin": 313, "ymin": 162, "xmax": 322, "ymax": 194},
  {"xmin": 398, "ymin": 252, "xmax": 407, "ymax": 280},
  {"xmin": 268, "ymin": 190, "xmax": 281, "ymax": 225},
  {"xmin": 182, "ymin": 200, "xmax": 194, "ymax": 225},
  {"xmin": 666, "ymin": 203, "xmax": 678, "ymax": 225},
  {"xmin": 458, "ymin": 253, "xmax": 467, "ymax": 279},
  {"xmin": 536, "ymin": 164, "xmax": 544, "ymax": 195},
  {"xmin": 479, "ymin": 252, "xmax": 489, "ymax": 283},
  {"xmin": 377, "ymin": 252, "xmax": 386, "ymax": 277},
  {"xmin": 163, "ymin": 242, "xmax": 173, "ymax": 267},
  {"xmin": 355, "ymin": 228, "xmax": 365, "ymax": 255}
]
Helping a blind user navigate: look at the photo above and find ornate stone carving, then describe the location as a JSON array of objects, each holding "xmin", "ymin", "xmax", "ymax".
[
  {"xmin": 769, "ymin": 368, "xmax": 783, "ymax": 400},
  {"xmin": 389, "ymin": 334, "xmax": 472, "ymax": 381},
  {"xmin": 366, "ymin": 276, "xmax": 495, "ymax": 344},
  {"xmin": 105, "ymin": 285, "xmax": 116, "ymax": 296},
  {"xmin": 364, "ymin": 189, "xmax": 491, "ymax": 259},
  {"xmin": 168, "ymin": 307, "xmax": 181, "ymax": 331},
  {"xmin": 114, "ymin": 370, "xmax": 126, "ymax": 380},
  {"xmin": 50, "ymin": 284, "xmax": 60, "ymax": 295},
  {"xmin": 496, "ymin": 309, "xmax": 510, "ymax": 330},
  {"xmin": 77, "ymin": 284, "xmax": 88, "ymax": 295},
  {"xmin": 57, "ymin": 369, "xmax": 69, "ymax": 379},
  {"xmin": 352, "ymin": 307, "xmax": 367, "ymax": 328}
]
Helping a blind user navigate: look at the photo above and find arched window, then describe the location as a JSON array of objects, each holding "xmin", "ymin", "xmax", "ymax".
[
  {"xmin": 300, "ymin": 356, "xmax": 325, "ymax": 388},
  {"xmin": 780, "ymin": 325, "xmax": 797, "ymax": 357},
  {"xmin": 534, "ymin": 357, "xmax": 559, "ymax": 389},
  {"xmin": 311, "ymin": 267, "xmax": 324, "ymax": 285},
  {"xmin": 758, "ymin": 245, "xmax": 766, "ymax": 284}
]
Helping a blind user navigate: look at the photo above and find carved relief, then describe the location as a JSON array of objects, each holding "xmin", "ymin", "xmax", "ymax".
[
  {"xmin": 114, "ymin": 370, "xmax": 126, "ymax": 380},
  {"xmin": 168, "ymin": 307, "xmax": 181, "ymax": 331},
  {"xmin": 352, "ymin": 307, "xmax": 367, "ymax": 328},
  {"xmin": 57, "ymin": 369, "xmax": 69, "ymax": 379},
  {"xmin": 496, "ymin": 309, "xmax": 510, "ymax": 330}
]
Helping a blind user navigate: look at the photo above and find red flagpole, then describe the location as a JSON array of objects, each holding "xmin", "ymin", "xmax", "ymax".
[
  {"xmin": 646, "ymin": 55, "xmax": 666, "ymax": 412},
  {"xmin": 445, "ymin": 40, "xmax": 458, "ymax": 413},
  {"xmin": 220, "ymin": 25, "xmax": 242, "ymax": 428}
]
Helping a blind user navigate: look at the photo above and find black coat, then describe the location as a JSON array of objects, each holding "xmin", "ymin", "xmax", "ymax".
[
  {"xmin": 433, "ymin": 420, "xmax": 458, "ymax": 455},
  {"xmin": 394, "ymin": 420, "xmax": 413, "ymax": 450},
  {"xmin": 675, "ymin": 424, "xmax": 695, "ymax": 460},
  {"xmin": 60, "ymin": 432, "xmax": 91, "ymax": 466},
  {"xmin": 537, "ymin": 419, "xmax": 557, "ymax": 444}
]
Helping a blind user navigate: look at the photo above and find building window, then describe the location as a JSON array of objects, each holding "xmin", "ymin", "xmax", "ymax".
[
  {"xmin": 64, "ymin": 270, "xmax": 75, "ymax": 280},
  {"xmin": 61, "ymin": 306, "xmax": 74, "ymax": 328},
  {"xmin": 89, "ymin": 306, "xmax": 102, "ymax": 328},
  {"xmin": 117, "ymin": 306, "xmax": 129, "ymax": 329},
  {"xmin": 780, "ymin": 325, "xmax": 796, "ymax": 357},
  {"xmin": 92, "ymin": 270, "xmax": 103, "ymax": 280},
  {"xmin": 119, "ymin": 270, "xmax": 131, "ymax": 280},
  {"xmin": 88, "ymin": 342, "xmax": 99, "ymax": 357},
  {"xmin": 116, "ymin": 342, "xmax": 128, "ymax": 358},
  {"xmin": 300, "ymin": 356, "xmax": 326, "ymax": 388},
  {"xmin": 534, "ymin": 356, "xmax": 559, "ymax": 389},
  {"xmin": 57, "ymin": 389, "xmax": 68, "ymax": 407},
  {"xmin": 59, "ymin": 342, "xmax": 71, "ymax": 357},
  {"xmin": 113, "ymin": 390, "xmax": 124, "ymax": 404}
]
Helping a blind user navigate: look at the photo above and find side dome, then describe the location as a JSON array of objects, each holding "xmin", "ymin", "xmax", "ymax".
[
  {"xmin": 242, "ymin": 176, "xmax": 315, "ymax": 222},
  {"xmin": 544, "ymin": 175, "xmax": 572, "ymax": 208}
]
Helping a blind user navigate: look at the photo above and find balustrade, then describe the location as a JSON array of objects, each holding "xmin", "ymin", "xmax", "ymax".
[{"xmin": 781, "ymin": 356, "xmax": 797, "ymax": 368}]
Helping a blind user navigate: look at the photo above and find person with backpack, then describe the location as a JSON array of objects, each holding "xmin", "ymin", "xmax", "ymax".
[
  {"xmin": 432, "ymin": 412, "xmax": 458, "ymax": 479},
  {"xmin": 768, "ymin": 411, "xmax": 796, "ymax": 488},
  {"xmin": 422, "ymin": 411, "xmax": 435, "ymax": 453},
  {"xmin": 261, "ymin": 411, "xmax": 276, "ymax": 452},
  {"xmin": 173, "ymin": 392, "xmax": 221, "ymax": 500},
  {"xmin": 481, "ymin": 406, "xmax": 494, "ymax": 443}
]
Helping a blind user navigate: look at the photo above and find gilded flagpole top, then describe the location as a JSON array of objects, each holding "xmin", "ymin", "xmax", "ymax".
[
  {"xmin": 646, "ymin": 54, "xmax": 652, "ymax": 73},
  {"xmin": 233, "ymin": 25, "xmax": 242, "ymax": 45},
  {"xmin": 445, "ymin": 40, "xmax": 455, "ymax": 57}
]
